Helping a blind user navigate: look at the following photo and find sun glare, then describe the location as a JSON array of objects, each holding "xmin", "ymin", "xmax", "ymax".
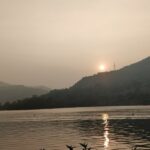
[
  {"xmin": 102, "ymin": 113, "xmax": 109, "ymax": 122},
  {"xmin": 102, "ymin": 113, "xmax": 110, "ymax": 149},
  {"xmin": 99, "ymin": 64, "xmax": 106, "ymax": 72}
]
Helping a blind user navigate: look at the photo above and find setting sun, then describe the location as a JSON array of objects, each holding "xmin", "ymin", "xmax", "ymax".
[{"xmin": 99, "ymin": 64, "xmax": 106, "ymax": 72}]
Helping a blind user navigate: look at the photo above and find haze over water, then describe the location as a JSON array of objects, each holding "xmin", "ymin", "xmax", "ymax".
[{"xmin": 0, "ymin": 106, "xmax": 150, "ymax": 150}]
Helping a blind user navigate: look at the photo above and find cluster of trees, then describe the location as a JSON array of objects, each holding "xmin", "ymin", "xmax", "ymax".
[{"xmin": 0, "ymin": 81, "xmax": 150, "ymax": 110}]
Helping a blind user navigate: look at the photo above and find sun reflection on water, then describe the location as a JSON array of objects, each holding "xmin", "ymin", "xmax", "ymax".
[{"xmin": 102, "ymin": 113, "xmax": 110, "ymax": 149}]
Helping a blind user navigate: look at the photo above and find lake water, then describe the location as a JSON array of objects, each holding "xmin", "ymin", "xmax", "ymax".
[{"xmin": 0, "ymin": 106, "xmax": 150, "ymax": 150}]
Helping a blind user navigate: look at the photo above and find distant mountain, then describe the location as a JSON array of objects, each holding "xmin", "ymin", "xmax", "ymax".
[
  {"xmin": 1, "ymin": 57, "xmax": 150, "ymax": 110},
  {"xmin": 0, "ymin": 82, "xmax": 50, "ymax": 103}
]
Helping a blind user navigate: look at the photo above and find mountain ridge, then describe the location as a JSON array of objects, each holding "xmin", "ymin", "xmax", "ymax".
[
  {"xmin": 72, "ymin": 56, "xmax": 150, "ymax": 90},
  {"xmin": 0, "ymin": 82, "xmax": 50, "ymax": 103},
  {"xmin": 1, "ymin": 56, "xmax": 150, "ymax": 110}
]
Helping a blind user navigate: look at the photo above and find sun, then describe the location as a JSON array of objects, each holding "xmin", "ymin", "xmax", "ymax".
[{"xmin": 99, "ymin": 64, "xmax": 106, "ymax": 72}]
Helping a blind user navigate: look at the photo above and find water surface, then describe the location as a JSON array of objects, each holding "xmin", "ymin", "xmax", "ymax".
[{"xmin": 0, "ymin": 106, "xmax": 150, "ymax": 150}]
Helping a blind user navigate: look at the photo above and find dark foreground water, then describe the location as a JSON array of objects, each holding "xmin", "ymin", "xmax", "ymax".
[{"xmin": 0, "ymin": 106, "xmax": 150, "ymax": 150}]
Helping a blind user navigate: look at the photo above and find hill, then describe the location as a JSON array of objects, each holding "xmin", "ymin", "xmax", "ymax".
[
  {"xmin": 0, "ymin": 82, "xmax": 50, "ymax": 103},
  {"xmin": 1, "ymin": 57, "xmax": 150, "ymax": 110}
]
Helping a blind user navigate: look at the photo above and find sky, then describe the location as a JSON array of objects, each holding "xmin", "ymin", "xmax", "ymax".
[{"xmin": 0, "ymin": 0, "xmax": 150, "ymax": 88}]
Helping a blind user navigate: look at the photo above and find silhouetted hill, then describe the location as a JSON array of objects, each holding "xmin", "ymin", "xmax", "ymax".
[
  {"xmin": 1, "ymin": 57, "xmax": 150, "ymax": 110},
  {"xmin": 72, "ymin": 57, "xmax": 150, "ymax": 89},
  {"xmin": 0, "ymin": 82, "xmax": 50, "ymax": 103}
]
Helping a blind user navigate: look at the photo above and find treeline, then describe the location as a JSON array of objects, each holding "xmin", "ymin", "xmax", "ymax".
[
  {"xmin": 1, "ymin": 57, "xmax": 150, "ymax": 110},
  {"xmin": 0, "ymin": 83, "xmax": 150, "ymax": 110}
]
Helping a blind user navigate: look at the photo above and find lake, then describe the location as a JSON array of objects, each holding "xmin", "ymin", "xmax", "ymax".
[{"xmin": 0, "ymin": 106, "xmax": 150, "ymax": 150}]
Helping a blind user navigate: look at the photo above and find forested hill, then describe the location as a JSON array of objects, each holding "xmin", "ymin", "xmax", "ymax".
[{"xmin": 1, "ymin": 57, "xmax": 150, "ymax": 110}]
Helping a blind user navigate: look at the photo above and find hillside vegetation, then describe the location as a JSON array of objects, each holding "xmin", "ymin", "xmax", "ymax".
[{"xmin": 1, "ymin": 57, "xmax": 150, "ymax": 110}]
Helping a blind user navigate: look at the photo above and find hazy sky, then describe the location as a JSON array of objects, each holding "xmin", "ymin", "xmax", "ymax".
[{"xmin": 0, "ymin": 0, "xmax": 150, "ymax": 88}]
